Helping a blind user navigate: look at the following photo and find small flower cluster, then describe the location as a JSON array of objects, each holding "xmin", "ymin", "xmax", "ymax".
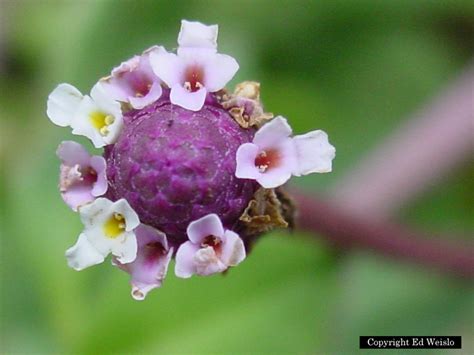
[{"xmin": 47, "ymin": 20, "xmax": 335, "ymax": 300}]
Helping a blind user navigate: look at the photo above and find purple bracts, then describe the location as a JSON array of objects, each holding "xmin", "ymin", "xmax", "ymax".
[{"xmin": 105, "ymin": 97, "xmax": 258, "ymax": 244}]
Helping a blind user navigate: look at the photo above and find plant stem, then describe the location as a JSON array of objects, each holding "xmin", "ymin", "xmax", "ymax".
[{"xmin": 293, "ymin": 190, "xmax": 474, "ymax": 279}]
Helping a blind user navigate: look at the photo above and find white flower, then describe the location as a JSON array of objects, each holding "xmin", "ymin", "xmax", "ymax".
[
  {"xmin": 235, "ymin": 116, "xmax": 336, "ymax": 188},
  {"xmin": 175, "ymin": 214, "xmax": 246, "ymax": 278},
  {"xmin": 150, "ymin": 20, "xmax": 238, "ymax": 111},
  {"xmin": 65, "ymin": 198, "xmax": 140, "ymax": 271},
  {"xmin": 47, "ymin": 83, "xmax": 123, "ymax": 148}
]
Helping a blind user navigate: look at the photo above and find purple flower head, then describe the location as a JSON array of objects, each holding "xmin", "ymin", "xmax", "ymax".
[
  {"xmin": 100, "ymin": 46, "xmax": 164, "ymax": 109},
  {"xmin": 150, "ymin": 20, "xmax": 238, "ymax": 111},
  {"xmin": 57, "ymin": 141, "xmax": 107, "ymax": 211},
  {"xmin": 114, "ymin": 224, "xmax": 173, "ymax": 301},
  {"xmin": 105, "ymin": 97, "xmax": 258, "ymax": 244},
  {"xmin": 235, "ymin": 116, "xmax": 336, "ymax": 188},
  {"xmin": 175, "ymin": 214, "xmax": 246, "ymax": 278}
]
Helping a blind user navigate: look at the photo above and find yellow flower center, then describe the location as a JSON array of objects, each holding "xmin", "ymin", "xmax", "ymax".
[
  {"xmin": 89, "ymin": 111, "xmax": 115, "ymax": 136},
  {"xmin": 103, "ymin": 213, "xmax": 126, "ymax": 238}
]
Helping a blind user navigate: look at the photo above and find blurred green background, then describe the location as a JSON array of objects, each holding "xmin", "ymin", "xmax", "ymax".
[{"xmin": 1, "ymin": 0, "xmax": 473, "ymax": 354}]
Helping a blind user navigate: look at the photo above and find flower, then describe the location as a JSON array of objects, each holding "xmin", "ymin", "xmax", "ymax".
[
  {"xmin": 235, "ymin": 116, "xmax": 336, "ymax": 188},
  {"xmin": 100, "ymin": 46, "xmax": 164, "ymax": 109},
  {"xmin": 150, "ymin": 20, "xmax": 239, "ymax": 111},
  {"xmin": 114, "ymin": 224, "xmax": 173, "ymax": 301},
  {"xmin": 175, "ymin": 213, "xmax": 246, "ymax": 278},
  {"xmin": 66, "ymin": 198, "xmax": 140, "ymax": 271},
  {"xmin": 47, "ymin": 83, "xmax": 123, "ymax": 148},
  {"xmin": 57, "ymin": 141, "xmax": 107, "ymax": 211}
]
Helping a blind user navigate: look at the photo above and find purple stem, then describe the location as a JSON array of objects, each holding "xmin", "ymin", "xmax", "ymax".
[{"xmin": 293, "ymin": 191, "xmax": 474, "ymax": 279}]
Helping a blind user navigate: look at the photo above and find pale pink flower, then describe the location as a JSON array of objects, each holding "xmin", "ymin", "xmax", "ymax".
[
  {"xmin": 57, "ymin": 141, "xmax": 107, "ymax": 211},
  {"xmin": 114, "ymin": 225, "xmax": 173, "ymax": 301},
  {"xmin": 100, "ymin": 46, "xmax": 164, "ymax": 109},
  {"xmin": 175, "ymin": 214, "xmax": 246, "ymax": 278},
  {"xmin": 150, "ymin": 20, "xmax": 238, "ymax": 111},
  {"xmin": 235, "ymin": 116, "xmax": 336, "ymax": 188}
]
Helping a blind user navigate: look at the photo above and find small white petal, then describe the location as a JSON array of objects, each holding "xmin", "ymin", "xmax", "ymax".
[
  {"xmin": 187, "ymin": 213, "xmax": 224, "ymax": 244},
  {"xmin": 78, "ymin": 197, "xmax": 112, "ymax": 228},
  {"xmin": 65, "ymin": 233, "xmax": 105, "ymax": 271},
  {"xmin": 113, "ymin": 199, "xmax": 140, "ymax": 231},
  {"xmin": 220, "ymin": 230, "xmax": 246, "ymax": 266},
  {"xmin": 175, "ymin": 241, "xmax": 200, "ymax": 278},
  {"xmin": 203, "ymin": 53, "xmax": 239, "ymax": 92},
  {"xmin": 150, "ymin": 50, "xmax": 183, "ymax": 88},
  {"xmin": 178, "ymin": 20, "xmax": 218, "ymax": 50},
  {"xmin": 256, "ymin": 167, "xmax": 293, "ymax": 188},
  {"xmin": 47, "ymin": 83, "xmax": 83, "ymax": 127},
  {"xmin": 235, "ymin": 143, "xmax": 261, "ymax": 180},
  {"xmin": 170, "ymin": 84, "xmax": 207, "ymax": 111},
  {"xmin": 254, "ymin": 116, "xmax": 293, "ymax": 149},
  {"xmin": 292, "ymin": 130, "xmax": 336, "ymax": 176},
  {"xmin": 111, "ymin": 232, "xmax": 137, "ymax": 264}
]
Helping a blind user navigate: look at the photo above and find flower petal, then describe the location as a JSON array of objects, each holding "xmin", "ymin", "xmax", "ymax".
[
  {"xmin": 253, "ymin": 116, "xmax": 293, "ymax": 149},
  {"xmin": 170, "ymin": 84, "xmax": 207, "ymax": 111},
  {"xmin": 256, "ymin": 166, "xmax": 293, "ymax": 188},
  {"xmin": 128, "ymin": 81, "xmax": 163, "ymax": 109},
  {"xmin": 220, "ymin": 230, "xmax": 246, "ymax": 267},
  {"xmin": 65, "ymin": 233, "xmax": 105, "ymax": 271},
  {"xmin": 102, "ymin": 47, "xmax": 163, "ymax": 109},
  {"xmin": 70, "ymin": 93, "xmax": 123, "ymax": 148},
  {"xmin": 61, "ymin": 182, "xmax": 95, "ymax": 212},
  {"xmin": 175, "ymin": 241, "xmax": 200, "ymax": 278},
  {"xmin": 119, "ymin": 225, "xmax": 174, "ymax": 300},
  {"xmin": 47, "ymin": 83, "xmax": 83, "ymax": 127},
  {"xmin": 113, "ymin": 199, "xmax": 140, "ymax": 231},
  {"xmin": 187, "ymin": 213, "xmax": 224, "ymax": 244},
  {"xmin": 110, "ymin": 232, "xmax": 137, "ymax": 264},
  {"xmin": 235, "ymin": 143, "xmax": 261, "ymax": 180},
  {"xmin": 203, "ymin": 53, "xmax": 239, "ymax": 92},
  {"xmin": 56, "ymin": 140, "xmax": 90, "ymax": 167},
  {"xmin": 292, "ymin": 130, "xmax": 336, "ymax": 176},
  {"xmin": 150, "ymin": 50, "xmax": 183, "ymax": 88},
  {"xmin": 70, "ymin": 96, "xmax": 106, "ymax": 148},
  {"xmin": 89, "ymin": 156, "xmax": 107, "ymax": 196},
  {"xmin": 178, "ymin": 20, "xmax": 218, "ymax": 50}
]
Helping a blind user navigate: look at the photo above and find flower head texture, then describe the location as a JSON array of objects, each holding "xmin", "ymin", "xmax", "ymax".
[
  {"xmin": 105, "ymin": 96, "xmax": 258, "ymax": 243},
  {"xmin": 46, "ymin": 20, "xmax": 335, "ymax": 300}
]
